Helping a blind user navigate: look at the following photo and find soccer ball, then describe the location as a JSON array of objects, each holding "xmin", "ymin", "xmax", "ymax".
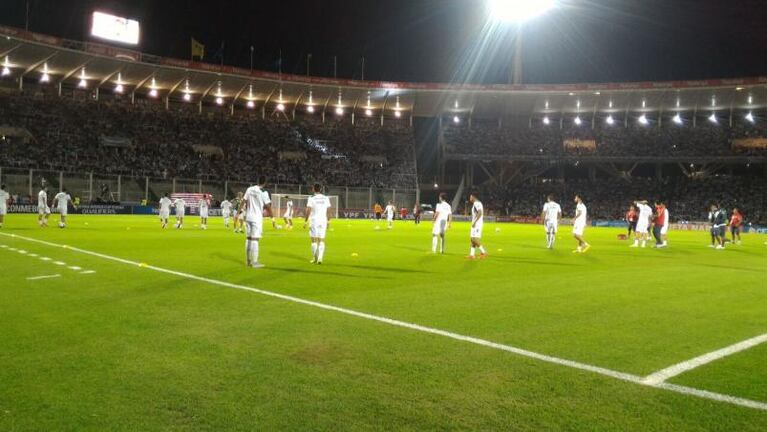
[
  {"xmin": 495, "ymin": 227, "xmax": 501, "ymax": 233},
  {"xmin": 58, "ymin": 222, "xmax": 65, "ymax": 228},
  {"xmin": 276, "ymin": 225, "xmax": 284, "ymax": 230}
]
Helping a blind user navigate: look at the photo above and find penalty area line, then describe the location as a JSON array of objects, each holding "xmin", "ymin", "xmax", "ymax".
[{"xmin": 1, "ymin": 231, "xmax": 766, "ymax": 411}]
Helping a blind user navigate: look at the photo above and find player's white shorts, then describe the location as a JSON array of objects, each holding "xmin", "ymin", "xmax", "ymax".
[
  {"xmin": 38, "ymin": 205, "xmax": 50, "ymax": 215},
  {"xmin": 284, "ymin": 211, "xmax": 292, "ymax": 219},
  {"xmin": 200, "ymin": 209, "xmax": 208, "ymax": 218},
  {"xmin": 222, "ymin": 210, "xmax": 230, "ymax": 219},
  {"xmin": 660, "ymin": 225, "xmax": 669, "ymax": 235},
  {"xmin": 470, "ymin": 223, "xmax": 483, "ymax": 239},
  {"xmin": 544, "ymin": 220, "xmax": 558, "ymax": 233},
  {"xmin": 159, "ymin": 210, "xmax": 170, "ymax": 219},
  {"xmin": 58, "ymin": 207, "xmax": 67, "ymax": 216},
  {"xmin": 387, "ymin": 214, "xmax": 394, "ymax": 222},
  {"xmin": 636, "ymin": 221, "xmax": 649, "ymax": 234},
  {"xmin": 432, "ymin": 219, "xmax": 447, "ymax": 236},
  {"xmin": 245, "ymin": 220, "xmax": 263, "ymax": 239},
  {"xmin": 309, "ymin": 223, "xmax": 327, "ymax": 239},
  {"xmin": 573, "ymin": 222, "xmax": 586, "ymax": 236}
]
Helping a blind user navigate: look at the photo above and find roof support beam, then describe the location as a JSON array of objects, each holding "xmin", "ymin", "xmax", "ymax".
[
  {"xmin": 351, "ymin": 91, "xmax": 363, "ymax": 125},
  {"xmin": 292, "ymin": 90, "xmax": 305, "ymax": 121},
  {"xmin": 165, "ymin": 76, "xmax": 188, "ymax": 109},
  {"xmin": 19, "ymin": 52, "xmax": 57, "ymax": 90},
  {"xmin": 321, "ymin": 91, "xmax": 333, "ymax": 124},
  {"xmin": 230, "ymin": 81, "xmax": 250, "ymax": 115},
  {"xmin": 380, "ymin": 91, "xmax": 390, "ymax": 126},
  {"xmin": 131, "ymin": 72, "xmax": 155, "ymax": 105},
  {"xmin": 198, "ymin": 78, "xmax": 219, "ymax": 114},
  {"xmin": 95, "ymin": 66, "xmax": 125, "ymax": 101},
  {"xmin": 58, "ymin": 59, "xmax": 94, "ymax": 96},
  {"xmin": 262, "ymin": 85, "xmax": 278, "ymax": 119},
  {"xmin": 0, "ymin": 44, "xmax": 22, "ymax": 60}
]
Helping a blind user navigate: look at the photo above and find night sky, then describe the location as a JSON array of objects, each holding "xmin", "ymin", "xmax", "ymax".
[{"xmin": 2, "ymin": 0, "xmax": 767, "ymax": 85}]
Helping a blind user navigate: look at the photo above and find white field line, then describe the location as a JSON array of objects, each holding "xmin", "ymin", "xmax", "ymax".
[
  {"xmin": 1, "ymin": 232, "xmax": 766, "ymax": 411},
  {"xmin": 26, "ymin": 274, "xmax": 61, "ymax": 281},
  {"xmin": 643, "ymin": 334, "xmax": 767, "ymax": 385}
]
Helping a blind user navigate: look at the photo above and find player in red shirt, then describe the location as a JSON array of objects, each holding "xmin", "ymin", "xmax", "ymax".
[
  {"xmin": 730, "ymin": 208, "xmax": 743, "ymax": 245},
  {"xmin": 625, "ymin": 205, "xmax": 638, "ymax": 238}
]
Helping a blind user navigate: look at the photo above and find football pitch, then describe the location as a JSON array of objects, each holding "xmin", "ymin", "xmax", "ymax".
[{"xmin": 1, "ymin": 215, "xmax": 766, "ymax": 431}]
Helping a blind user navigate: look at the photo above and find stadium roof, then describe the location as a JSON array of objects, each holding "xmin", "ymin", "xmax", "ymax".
[{"xmin": 2, "ymin": 24, "xmax": 767, "ymax": 120}]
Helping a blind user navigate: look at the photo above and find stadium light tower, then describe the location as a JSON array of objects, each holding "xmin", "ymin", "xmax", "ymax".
[{"xmin": 487, "ymin": 0, "xmax": 557, "ymax": 84}]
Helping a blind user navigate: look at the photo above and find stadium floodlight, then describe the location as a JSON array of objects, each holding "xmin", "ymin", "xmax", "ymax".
[
  {"xmin": 605, "ymin": 115, "xmax": 614, "ymax": 125},
  {"xmin": 638, "ymin": 114, "xmax": 648, "ymax": 125},
  {"xmin": 573, "ymin": 116, "xmax": 582, "ymax": 126},
  {"xmin": 246, "ymin": 100, "xmax": 255, "ymax": 109},
  {"xmin": 215, "ymin": 96, "xmax": 224, "ymax": 105},
  {"xmin": 307, "ymin": 105, "xmax": 315, "ymax": 113},
  {"xmin": 78, "ymin": 78, "xmax": 87, "ymax": 88},
  {"xmin": 394, "ymin": 110, "xmax": 402, "ymax": 118},
  {"xmin": 183, "ymin": 92, "xmax": 192, "ymax": 102},
  {"xmin": 708, "ymin": 113, "xmax": 717, "ymax": 123},
  {"xmin": 148, "ymin": 88, "xmax": 158, "ymax": 98},
  {"xmin": 433, "ymin": 183, "xmax": 439, "ymax": 188},
  {"xmin": 1, "ymin": 66, "xmax": 9, "ymax": 76},
  {"xmin": 745, "ymin": 111, "xmax": 754, "ymax": 123},
  {"xmin": 365, "ymin": 108, "xmax": 373, "ymax": 116},
  {"xmin": 40, "ymin": 72, "xmax": 50, "ymax": 83},
  {"xmin": 335, "ymin": 106, "xmax": 344, "ymax": 115},
  {"xmin": 453, "ymin": 115, "xmax": 460, "ymax": 124},
  {"xmin": 672, "ymin": 113, "xmax": 682, "ymax": 125},
  {"xmin": 487, "ymin": 0, "xmax": 556, "ymax": 23},
  {"xmin": 276, "ymin": 103, "xmax": 285, "ymax": 112},
  {"xmin": 542, "ymin": 116, "xmax": 550, "ymax": 125},
  {"xmin": 114, "ymin": 83, "xmax": 124, "ymax": 94}
]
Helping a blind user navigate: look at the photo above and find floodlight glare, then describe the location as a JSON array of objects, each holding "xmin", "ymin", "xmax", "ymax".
[
  {"xmin": 638, "ymin": 114, "xmax": 648, "ymax": 125},
  {"xmin": 335, "ymin": 106, "xmax": 344, "ymax": 115},
  {"xmin": 1, "ymin": 66, "xmax": 9, "ymax": 76},
  {"xmin": 394, "ymin": 110, "xmax": 402, "ymax": 118},
  {"xmin": 708, "ymin": 113, "xmax": 717, "ymax": 123},
  {"xmin": 573, "ymin": 116, "xmax": 582, "ymax": 126},
  {"xmin": 745, "ymin": 112, "xmax": 754, "ymax": 123},
  {"xmin": 39, "ymin": 72, "xmax": 49, "ymax": 83},
  {"xmin": 365, "ymin": 108, "xmax": 373, "ymax": 116},
  {"xmin": 672, "ymin": 113, "xmax": 682, "ymax": 125},
  {"xmin": 307, "ymin": 105, "xmax": 315, "ymax": 113},
  {"xmin": 114, "ymin": 84, "xmax": 124, "ymax": 94},
  {"xmin": 542, "ymin": 116, "xmax": 550, "ymax": 125},
  {"xmin": 148, "ymin": 88, "xmax": 158, "ymax": 98},
  {"xmin": 215, "ymin": 96, "xmax": 224, "ymax": 105},
  {"xmin": 78, "ymin": 78, "xmax": 87, "ymax": 88},
  {"xmin": 453, "ymin": 115, "xmax": 460, "ymax": 124},
  {"xmin": 183, "ymin": 93, "xmax": 192, "ymax": 102},
  {"xmin": 246, "ymin": 100, "xmax": 255, "ymax": 109},
  {"xmin": 488, "ymin": 0, "xmax": 556, "ymax": 23},
  {"xmin": 605, "ymin": 115, "xmax": 614, "ymax": 125},
  {"xmin": 276, "ymin": 103, "xmax": 285, "ymax": 112}
]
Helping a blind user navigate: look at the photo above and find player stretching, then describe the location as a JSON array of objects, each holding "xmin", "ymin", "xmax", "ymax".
[
  {"xmin": 730, "ymin": 208, "xmax": 743, "ymax": 245},
  {"xmin": 53, "ymin": 189, "xmax": 75, "ymax": 228},
  {"xmin": 283, "ymin": 196, "xmax": 294, "ymax": 230},
  {"xmin": 467, "ymin": 192, "xmax": 487, "ymax": 259},
  {"xmin": 385, "ymin": 201, "xmax": 396, "ymax": 230},
  {"xmin": 572, "ymin": 195, "xmax": 590, "ymax": 253},
  {"xmin": 241, "ymin": 176, "xmax": 272, "ymax": 268},
  {"xmin": 37, "ymin": 186, "xmax": 50, "ymax": 227},
  {"xmin": 631, "ymin": 200, "xmax": 653, "ymax": 248},
  {"xmin": 652, "ymin": 201, "xmax": 669, "ymax": 248},
  {"xmin": 708, "ymin": 203, "xmax": 727, "ymax": 249},
  {"xmin": 541, "ymin": 194, "xmax": 562, "ymax": 249},
  {"xmin": 158, "ymin": 193, "xmax": 172, "ymax": 228},
  {"xmin": 304, "ymin": 184, "xmax": 332, "ymax": 264},
  {"xmin": 0, "ymin": 184, "xmax": 9, "ymax": 228},
  {"xmin": 199, "ymin": 194, "xmax": 210, "ymax": 230},
  {"xmin": 431, "ymin": 193, "xmax": 452, "ymax": 254},
  {"xmin": 172, "ymin": 197, "xmax": 186, "ymax": 229},
  {"xmin": 220, "ymin": 198, "xmax": 233, "ymax": 228}
]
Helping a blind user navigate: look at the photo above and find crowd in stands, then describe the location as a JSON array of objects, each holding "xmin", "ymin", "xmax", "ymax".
[
  {"xmin": 0, "ymin": 90, "xmax": 417, "ymax": 189},
  {"xmin": 479, "ymin": 175, "xmax": 766, "ymax": 224},
  {"xmin": 444, "ymin": 119, "xmax": 767, "ymax": 157}
]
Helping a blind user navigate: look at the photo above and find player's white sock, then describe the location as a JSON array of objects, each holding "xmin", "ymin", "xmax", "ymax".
[
  {"xmin": 469, "ymin": 247, "xmax": 475, "ymax": 257},
  {"xmin": 432, "ymin": 236, "xmax": 438, "ymax": 253},
  {"xmin": 633, "ymin": 239, "xmax": 639, "ymax": 246},
  {"xmin": 440, "ymin": 235, "xmax": 445, "ymax": 253},
  {"xmin": 250, "ymin": 240, "xmax": 260, "ymax": 265},
  {"xmin": 479, "ymin": 246, "xmax": 486, "ymax": 254},
  {"xmin": 641, "ymin": 240, "xmax": 646, "ymax": 248},
  {"xmin": 311, "ymin": 243, "xmax": 318, "ymax": 260},
  {"xmin": 318, "ymin": 241, "xmax": 325, "ymax": 262}
]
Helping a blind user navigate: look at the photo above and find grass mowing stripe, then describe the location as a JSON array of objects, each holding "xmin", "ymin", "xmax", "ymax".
[
  {"xmin": 644, "ymin": 334, "xmax": 767, "ymax": 385},
  {"xmin": 25, "ymin": 274, "xmax": 61, "ymax": 280},
  {"xmin": 3, "ymin": 231, "xmax": 767, "ymax": 412}
]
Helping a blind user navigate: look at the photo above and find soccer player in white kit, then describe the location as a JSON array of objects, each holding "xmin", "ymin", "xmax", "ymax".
[
  {"xmin": 541, "ymin": 194, "xmax": 562, "ymax": 249},
  {"xmin": 385, "ymin": 201, "xmax": 396, "ymax": 230},
  {"xmin": 631, "ymin": 200, "xmax": 653, "ymax": 248},
  {"xmin": 158, "ymin": 193, "xmax": 172, "ymax": 229},
  {"xmin": 432, "ymin": 193, "xmax": 452, "ymax": 254},
  {"xmin": 53, "ymin": 188, "xmax": 75, "ymax": 228},
  {"xmin": 283, "ymin": 196, "xmax": 294, "ymax": 230},
  {"xmin": 172, "ymin": 197, "xmax": 186, "ymax": 229},
  {"xmin": 220, "ymin": 198, "xmax": 233, "ymax": 228},
  {"xmin": 199, "ymin": 194, "xmax": 210, "ymax": 230},
  {"xmin": 241, "ymin": 176, "xmax": 272, "ymax": 268},
  {"xmin": 467, "ymin": 192, "xmax": 487, "ymax": 259},
  {"xmin": 37, "ymin": 187, "xmax": 50, "ymax": 228},
  {"xmin": 0, "ymin": 184, "xmax": 9, "ymax": 228},
  {"xmin": 304, "ymin": 183, "xmax": 332, "ymax": 264},
  {"xmin": 572, "ymin": 195, "xmax": 590, "ymax": 253}
]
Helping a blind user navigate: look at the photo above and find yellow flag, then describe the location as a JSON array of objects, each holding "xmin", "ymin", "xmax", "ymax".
[{"xmin": 191, "ymin": 38, "xmax": 205, "ymax": 59}]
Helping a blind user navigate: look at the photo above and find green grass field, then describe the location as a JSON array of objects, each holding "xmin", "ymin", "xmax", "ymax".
[{"xmin": 1, "ymin": 214, "xmax": 767, "ymax": 431}]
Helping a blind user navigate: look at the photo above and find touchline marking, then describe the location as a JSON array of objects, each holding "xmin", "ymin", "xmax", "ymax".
[
  {"xmin": 1, "ymin": 232, "xmax": 766, "ymax": 412},
  {"xmin": 26, "ymin": 274, "xmax": 61, "ymax": 281},
  {"xmin": 643, "ymin": 334, "xmax": 767, "ymax": 385}
]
